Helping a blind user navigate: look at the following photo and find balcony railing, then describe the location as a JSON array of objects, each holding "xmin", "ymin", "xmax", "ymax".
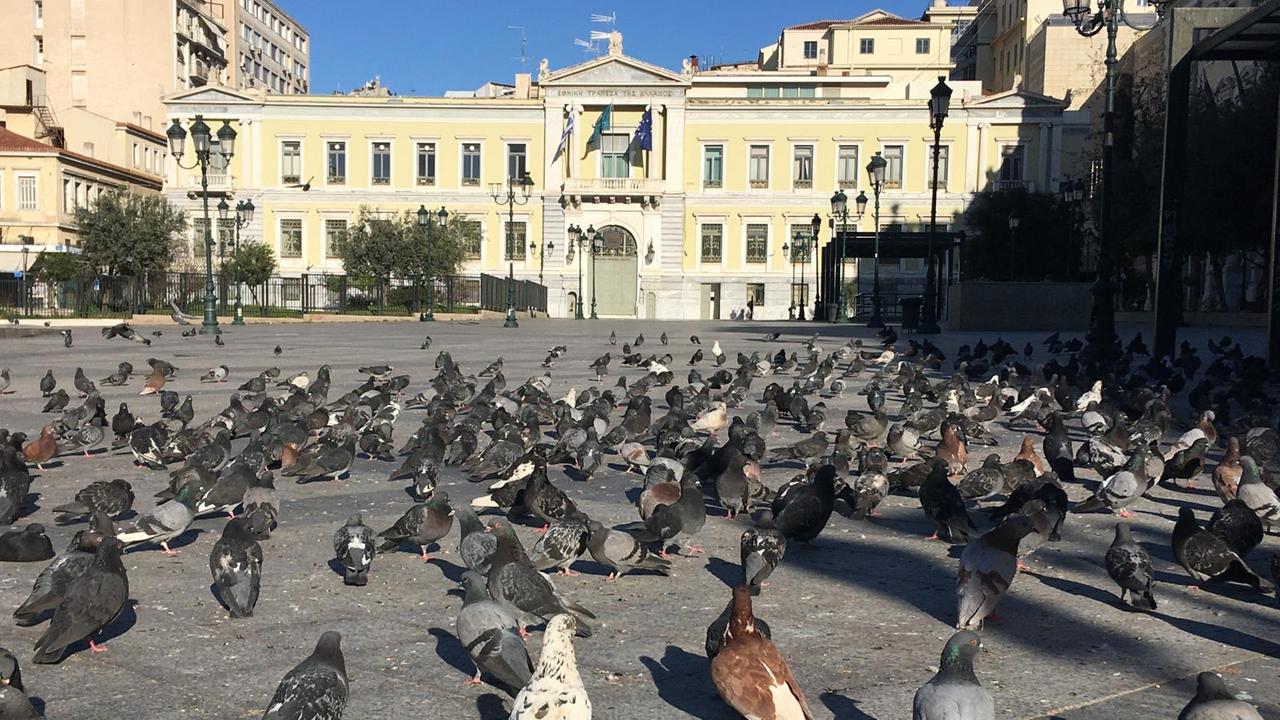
[
  {"xmin": 564, "ymin": 177, "xmax": 665, "ymax": 193},
  {"xmin": 186, "ymin": 174, "xmax": 235, "ymax": 190},
  {"xmin": 994, "ymin": 179, "xmax": 1034, "ymax": 192}
]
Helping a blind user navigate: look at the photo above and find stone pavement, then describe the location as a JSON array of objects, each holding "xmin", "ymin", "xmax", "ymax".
[{"xmin": 0, "ymin": 318, "xmax": 1276, "ymax": 719}]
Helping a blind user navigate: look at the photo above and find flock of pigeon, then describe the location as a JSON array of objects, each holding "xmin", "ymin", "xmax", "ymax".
[{"xmin": 0, "ymin": 321, "xmax": 1275, "ymax": 719}]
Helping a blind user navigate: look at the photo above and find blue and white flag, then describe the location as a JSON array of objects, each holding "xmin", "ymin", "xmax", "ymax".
[{"xmin": 555, "ymin": 111, "xmax": 576, "ymax": 159}]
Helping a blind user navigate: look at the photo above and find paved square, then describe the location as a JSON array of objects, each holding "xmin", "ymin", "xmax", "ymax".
[{"xmin": 0, "ymin": 318, "xmax": 1276, "ymax": 719}]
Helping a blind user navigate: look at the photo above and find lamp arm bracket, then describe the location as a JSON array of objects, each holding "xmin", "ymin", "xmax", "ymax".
[{"xmin": 1073, "ymin": 12, "xmax": 1106, "ymax": 36}]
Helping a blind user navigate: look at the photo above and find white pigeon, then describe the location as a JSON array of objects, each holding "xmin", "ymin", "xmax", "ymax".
[
  {"xmin": 1075, "ymin": 380, "xmax": 1102, "ymax": 411},
  {"xmin": 508, "ymin": 614, "xmax": 591, "ymax": 720}
]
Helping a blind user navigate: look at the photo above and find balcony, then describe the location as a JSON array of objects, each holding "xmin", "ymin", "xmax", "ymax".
[
  {"xmin": 562, "ymin": 177, "xmax": 664, "ymax": 208},
  {"xmin": 994, "ymin": 179, "xmax": 1034, "ymax": 192},
  {"xmin": 185, "ymin": 173, "xmax": 235, "ymax": 195}
]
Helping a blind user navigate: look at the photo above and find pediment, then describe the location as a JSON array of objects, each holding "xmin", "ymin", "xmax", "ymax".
[
  {"xmin": 162, "ymin": 86, "xmax": 258, "ymax": 105},
  {"xmin": 542, "ymin": 56, "xmax": 689, "ymax": 87},
  {"xmin": 964, "ymin": 88, "xmax": 1066, "ymax": 110}
]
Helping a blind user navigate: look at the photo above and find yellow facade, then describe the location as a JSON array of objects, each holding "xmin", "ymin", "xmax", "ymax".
[{"xmin": 163, "ymin": 17, "xmax": 1087, "ymax": 320}]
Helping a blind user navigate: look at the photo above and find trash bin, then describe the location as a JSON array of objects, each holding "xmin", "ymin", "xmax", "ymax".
[{"xmin": 899, "ymin": 296, "xmax": 923, "ymax": 332}]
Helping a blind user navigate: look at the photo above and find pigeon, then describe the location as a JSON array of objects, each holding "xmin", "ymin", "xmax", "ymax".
[
  {"xmin": 39, "ymin": 370, "xmax": 56, "ymax": 397},
  {"xmin": 377, "ymin": 493, "xmax": 454, "ymax": 561},
  {"xmin": 41, "ymin": 389, "xmax": 69, "ymax": 414},
  {"xmin": 72, "ymin": 367, "xmax": 94, "ymax": 396},
  {"xmin": 0, "ymin": 525, "xmax": 54, "ymax": 562},
  {"xmin": 1172, "ymin": 507, "xmax": 1273, "ymax": 591},
  {"xmin": 457, "ymin": 506, "xmax": 497, "ymax": 576},
  {"xmin": 13, "ymin": 522, "xmax": 107, "ymax": 626},
  {"xmin": 585, "ymin": 520, "xmax": 671, "ymax": 580},
  {"xmin": 691, "ymin": 335, "xmax": 701, "ymax": 344},
  {"xmin": 741, "ymin": 510, "xmax": 786, "ymax": 596},
  {"xmin": 334, "ymin": 513, "xmax": 376, "ymax": 586},
  {"xmin": 956, "ymin": 515, "xmax": 1037, "ymax": 631},
  {"xmin": 32, "ymin": 537, "xmax": 128, "ymax": 664},
  {"xmin": 715, "ymin": 446, "xmax": 760, "ymax": 518},
  {"xmin": 456, "ymin": 570, "xmax": 532, "ymax": 697},
  {"xmin": 1235, "ymin": 457, "xmax": 1280, "ymax": 531},
  {"xmin": 1208, "ymin": 499, "xmax": 1264, "ymax": 559},
  {"xmin": 710, "ymin": 585, "xmax": 814, "ymax": 720},
  {"xmin": 771, "ymin": 465, "xmax": 837, "ymax": 544},
  {"xmin": 52, "ymin": 479, "xmax": 135, "ymax": 521},
  {"xmin": 201, "ymin": 365, "xmax": 230, "ymax": 383},
  {"xmin": 0, "ymin": 368, "xmax": 9, "ymax": 394},
  {"xmin": 1071, "ymin": 455, "xmax": 1144, "ymax": 518},
  {"xmin": 528, "ymin": 517, "xmax": 590, "ymax": 576},
  {"xmin": 920, "ymin": 460, "xmax": 978, "ymax": 543},
  {"xmin": 261, "ymin": 631, "xmax": 347, "ymax": 720},
  {"xmin": 912, "ymin": 631, "xmax": 994, "ymax": 720},
  {"xmin": 21, "ymin": 427, "xmax": 57, "ymax": 470},
  {"xmin": 208, "ymin": 517, "xmax": 263, "ymax": 618},
  {"xmin": 508, "ymin": 614, "xmax": 592, "ymax": 720},
  {"xmin": 1211, "ymin": 437, "xmax": 1243, "ymax": 502},
  {"xmin": 620, "ymin": 471, "xmax": 707, "ymax": 556},
  {"xmin": 0, "ymin": 686, "xmax": 37, "ymax": 720},
  {"xmin": 486, "ymin": 520, "xmax": 595, "ymax": 636},
  {"xmin": 115, "ymin": 482, "xmax": 198, "ymax": 555},
  {"xmin": 1104, "ymin": 523, "xmax": 1156, "ymax": 610},
  {"xmin": 1176, "ymin": 672, "xmax": 1264, "ymax": 720}
]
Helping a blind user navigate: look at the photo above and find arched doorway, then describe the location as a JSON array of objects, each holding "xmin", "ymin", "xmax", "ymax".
[
  {"xmin": 591, "ymin": 225, "xmax": 638, "ymax": 317},
  {"xmin": 645, "ymin": 291, "xmax": 657, "ymax": 319},
  {"xmin": 566, "ymin": 291, "xmax": 578, "ymax": 318}
]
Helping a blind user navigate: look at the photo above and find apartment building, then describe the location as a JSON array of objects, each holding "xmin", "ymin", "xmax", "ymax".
[
  {"xmin": 163, "ymin": 13, "xmax": 1086, "ymax": 320},
  {"xmin": 216, "ymin": 0, "xmax": 310, "ymax": 95}
]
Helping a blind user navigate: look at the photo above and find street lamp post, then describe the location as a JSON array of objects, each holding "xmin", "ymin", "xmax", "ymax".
[
  {"xmin": 922, "ymin": 76, "xmax": 952, "ymax": 334},
  {"xmin": 416, "ymin": 205, "xmax": 448, "ymax": 321},
  {"xmin": 218, "ymin": 197, "xmax": 254, "ymax": 326},
  {"xmin": 784, "ymin": 237, "xmax": 796, "ymax": 320},
  {"xmin": 802, "ymin": 213, "xmax": 819, "ymax": 321},
  {"xmin": 566, "ymin": 224, "xmax": 585, "ymax": 319},
  {"xmin": 812, "ymin": 214, "xmax": 823, "ymax": 321},
  {"xmin": 829, "ymin": 190, "xmax": 850, "ymax": 324},
  {"xmin": 20, "ymin": 246, "xmax": 29, "ymax": 316},
  {"xmin": 587, "ymin": 225, "xmax": 600, "ymax": 320},
  {"xmin": 1008, "ymin": 212, "xmax": 1021, "ymax": 280},
  {"xmin": 490, "ymin": 172, "xmax": 534, "ymax": 328},
  {"xmin": 1060, "ymin": 179, "xmax": 1086, "ymax": 281},
  {"xmin": 168, "ymin": 114, "xmax": 236, "ymax": 334},
  {"xmin": 1062, "ymin": 0, "xmax": 1166, "ymax": 356},
  {"xmin": 865, "ymin": 152, "xmax": 887, "ymax": 327},
  {"xmin": 530, "ymin": 237, "xmax": 554, "ymax": 285}
]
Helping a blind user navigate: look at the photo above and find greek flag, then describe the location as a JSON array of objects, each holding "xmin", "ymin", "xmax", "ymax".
[{"xmin": 555, "ymin": 111, "xmax": 575, "ymax": 159}]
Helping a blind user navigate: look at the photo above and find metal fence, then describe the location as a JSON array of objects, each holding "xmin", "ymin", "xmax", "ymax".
[{"xmin": 0, "ymin": 271, "xmax": 545, "ymax": 320}]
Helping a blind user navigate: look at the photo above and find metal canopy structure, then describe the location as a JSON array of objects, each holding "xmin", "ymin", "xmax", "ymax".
[
  {"xmin": 817, "ymin": 230, "xmax": 961, "ymax": 322},
  {"xmin": 1153, "ymin": 0, "xmax": 1280, "ymax": 364}
]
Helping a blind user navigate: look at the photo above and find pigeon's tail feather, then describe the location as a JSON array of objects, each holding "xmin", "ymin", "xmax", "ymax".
[
  {"xmin": 51, "ymin": 501, "xmax": 89, "ymax": 515},
  {"xmin": 1070, "ymin": 496, "xmax": 1106, "ymax": 514},
  {"xmin": 561, "ymin": 598, "xmax": 596, "ymax": 620},
  {"xmin": 1129, "ymin": 590, "xmax": 1156, "ymax": 610},
  {"xmin": 1224, "ymin": 560, "xmax": 1273, "ymax": 591}
]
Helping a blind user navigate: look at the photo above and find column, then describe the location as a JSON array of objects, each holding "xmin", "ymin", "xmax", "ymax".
[{"xmin": 1037, "ymin": 122, "xmax": 1050, "ymax": 192}]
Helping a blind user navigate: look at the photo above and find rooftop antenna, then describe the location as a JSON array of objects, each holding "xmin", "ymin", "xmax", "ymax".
[
  {"xmin": 574, "ymin": 12, "xmax": 614, "ymax": 55},
  {"xmin": 508, "ymin": 25, "xmax": 528, "ymax": 72}
]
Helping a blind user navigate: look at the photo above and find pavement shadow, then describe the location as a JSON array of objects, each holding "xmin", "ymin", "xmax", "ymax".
[
  {"xmin": 426, "ymin": 627, "xmax": 473, "ymax": 678},
  {"xmin": 705, "ymin": 556, "xmax": 743, "ymax": 588},
  {"xmin": 96, "ymin": 598, "xmax": 138, "ymax": 645},
  {"xmin": 639, "ymin": 645, "xmax": 735, "ymax": 719},
  {"xmin": 820, "ymin": 690, "xmax": 879, "ymax": 719},
  {"xmin": 474, "ymin": 693, "xmax": 509, "ymax": 720}
]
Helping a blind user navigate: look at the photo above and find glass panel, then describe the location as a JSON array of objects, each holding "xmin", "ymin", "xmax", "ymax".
[
  {"xmin": 417, "ymin": 142, "xmax": 435, "ymax": 185},
  {"xmin": 746, "ymin": 223, "xmax": 768, "ymax": 263},
  {"xmin": 372, "ymin": 142, "xmax": 390, "ymax": 185},
  {"xmin": 838, "ymin": 145, "xmax": 859, "ymax": 188},
  {"xmin": 749, "ymin": 146, "xmax": 769, "ymax": 186},
  {"xmin": 793, "ymin": 145, "xmax": 813, "ymax": 186},
  {"xmin": 601, "ymin": 134, "xmax": 629, "ymax": 179},
  {"xmin": 704, "ymin": 145, "xmax": 723, "ymax": 187},
  {"xmin": 507, "ymin": 143, "xmax": 527, "ymax": 181},
  {"xmin": 327, "ymin": 142, "xmax": 345, "ymax": 184},
  {"xmin": 324, "ymin": 219, "xmax": 347, "ymax": 258},
  {"xmin": 884, "ymin": 145, "xmax": 904, "ymax": 188},
  {"xmin": 700, "ymin": 224, "xmax": 722, "ymax": 262},
  {"xmin": 462, "ymin": 143, "xmax": 481, "ymax": 185},
  {"xmin": 281, "ymin": 141, "xmax": 300, "ymax": 184},
  {"xmin": 460, "ymin": 220, "xmax": 482, "ymax": 259},
  {"xmin": 279, "ymin": 218, "xmax": 302, "ymax": 257},
  {"xmin": 505, "ymin": 221, "xmax": 527, "ymax": 260}
]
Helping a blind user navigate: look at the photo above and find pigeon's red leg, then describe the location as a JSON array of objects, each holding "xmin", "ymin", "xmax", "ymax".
[
  {"xmin": 464, "ymin": 672, "xmax": 484, "ymax": 687},
  {"xmin": 925, "ymin": 532, "xmax": 942, "ymax": 541},
  {"xmin": 160, "ymin": 542, "xmax": 180, "ymax": 556},
  {"xmin": 1117, "ymin": 508, "xmax": 1134, "ymax": 519},
  {"xmin": 518, "ymin": 626, "xmax": 531, "ymax": 639},
  {"xmin": 558, "ymin": 568, "xmax": 581, "ymax": 577},
  {"xmin": 88, "ymin": 639, "xmax": 109, "ymax": 653},
  {"xmin": 535, "ymin": 525, "xmax": 549, "ymax": 535},
  {"xmin": 685, "ymin": 546, "xmax": 706, "ymax": 556}
]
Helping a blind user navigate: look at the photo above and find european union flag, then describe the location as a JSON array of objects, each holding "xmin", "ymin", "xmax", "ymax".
[{"xmin": 634, "ymin": 108, "xmax": 653, "ymax": 152}]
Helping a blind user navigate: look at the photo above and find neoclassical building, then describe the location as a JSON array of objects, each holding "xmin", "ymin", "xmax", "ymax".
[{"xmin": 163, "ymin": 11, "xmax": 1087, "ymax": 320}]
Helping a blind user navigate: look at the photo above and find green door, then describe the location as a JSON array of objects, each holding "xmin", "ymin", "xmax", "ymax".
[{"xmin": 590, "ymin": 225, "xmax": 638, "ymax": 317}]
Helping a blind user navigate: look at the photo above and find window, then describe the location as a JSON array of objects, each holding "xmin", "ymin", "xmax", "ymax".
[
  {"xmin": 788, "ymin": 225, "xmax": 814, "ymax": 261},
  {"xmin": 749, "ymin": 145, "xmax": 770, "ymax": 188},
  {"xmin": 883, "ymin": 145, "xmax": 904, "ymax": 189},
  {"xmin": 900, "ymin": 258, "xmax": 926, "ymax": 272},
  {"xmin": 0, "ymin": 172, "xmax": 4, "ymax": 209},
  {"xmin": 928, "ymin": 146, "xmax": 950, "ymax": 190},
  {"xmin": 700, "ymin": 224, "xmax": 723, "ymax": 263},
  {"xmin": 415, "ymin": 142, "xmax": 436, "ymax": 185},
  {"xmin": 17, "ymin": 175, "xmax": 37, "ymax": 210},
  {"xmin": 803, "ymin": 40, "xmax": 818, "ymax": 59},
  {"xmin": 859, "ymin": 38, "xmax": 874, "ymax": 54},
  {"xmin": 837, "ymin": 145, "xmax": 859, "ymax": 188},
  {"xmin": 916, "ymin": 38, "xmax": 931, "ymax": 54},
  {"xmin": 63, "ymin": 179, "xmax": 72, "ymax": 213},
  {"xmin": 281, "ymin": 140, "xmax": 301, "ymax": 184},
  {"xmin": 279, "ymin": 218, "xmax": 303, "ymax": 257},
  {"xmin": 746, "ymin": 223, "xmax": 768, "ymax": 263},
  {"xmin": 33, "ymin": 0, "xmax": 42, "ymax": 27},
  {"xmin": 703, "ymin": 145, "xmax": 723, "ymax": 188},
  {"xmin": 324, "ymin": 219, "xmax": 348, "ymax": 259},
  {"xmin": 132, "ymin": 145, "xmax": 141, "ymax": 168},
  {"xmin": 460, "ymin": 220, "xmax": 482, "ymax": 260},
  {"xmin": 216, "ymin": 219, "xmax": 234, "ymax": 256},
  {"xmin": 462, "ymin": 143, "xmax": 481, "ymax": 186},
  {"xmin": 601, "ymin": 134, "xmax": 629, "ymax": 179},
  {"xmin": 70, "ymin": 35, "xmax": 86, "ymax": 65},
  {"xmin": 82, "ymin": 141, "xmax": 95, "ymax": 158},
  {"xmin": 191, "ymin": 217, "xmax": 209, "ymax": 255},
  {"xmin": 507, "ymin": 143, "xmax": 527, "ymax": 181},
  {"xmin": 371, "ymin": 142, "xmax": 391, "ymax": 185},
  {"xmin": 505, "ymin": 221, "xmax": 527, "ymax": 260},
  {"xmin": 33, "ymin": 36, "xmax": 44, "ymax": 65},
  {"xmin": 791, "ymin": 283, "xmax": 808, "ymax": 309},
  {"xmin": 747, "ymin": 283, "xmax": 765, "ymax": 306},
  {"xmin": 999, "ymin": 145, "xmax": 1025, "ymax": 182},
  {"xmin": 781, "ymin": 86, "xmax": 816, "ymax": 98},
  {"xmin": 326, "ymin": 141, "xmax": 346, "ymax": 184},
  {"xmin": 793, "ymin": 145, "xmax": 813, "ymax": 188}
]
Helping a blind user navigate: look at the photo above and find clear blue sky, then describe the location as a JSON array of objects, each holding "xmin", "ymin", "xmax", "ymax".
[{"xmin": 283, "ymin": 1, "xmax": 928, "ymax": 96}]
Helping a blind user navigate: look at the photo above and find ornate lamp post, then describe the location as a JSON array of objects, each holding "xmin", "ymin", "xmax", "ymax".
[
  {"xmin": 829, "ymin": 190, "xmax": 850, "ymax": 324},
  {"xmin": 566, "ymin": 224, "xmax": 585, "ymax": 319},
  {"xmin": 416, "ymin": 205, "xmax": 447, "ymax": 321},
  {"xmin": 19, "ymin": 245, "xmax": 29, "ymax": 316},
  {"xmin": 865, "ymin": 152, "xmax": 887, "ymax": 327},
  {"xmin": 218, "ymin": 197, "xmax": 254, "ymax": 326},
  {"xmin": 801, "ymin": 213, "xmax": 819, "ymax": 321},
  {"xmin": 490, "ymin": 172, "xmax": 534, "ymax": 328},
  {"xmin": 922, "ymin": 76, "xmax": 952, "ymax": 334},
  {"xmin": 1062, "ymin": 0, "xmax": 1167, "ymax": 356},
  {"xmin": 1060, "ymin": 179, "xmax": 1086, "ymax": 280},
  {"xmin": 784, "ymin": 236, "xmax": 796, "ymax": 320},
  {"xmin": 168, "ymin": 114, "xmax": 235, "ymax": 334},
  {"xmin": 529, "ymin": 237, "xmax": 555, "ymax": 284},
  {"xmin": 1008, "ymin": 212, "xmax": 1020, "ymax": 280},
  {"xmin": 586, "ymin": 225, "xmax": 600, "ymax": 320}
]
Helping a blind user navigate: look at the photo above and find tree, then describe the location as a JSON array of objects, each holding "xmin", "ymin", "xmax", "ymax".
[
  {"xmin": 961, "ymin": 188, "xmax": 1071, "ymax": 281},
  {"xmin": 340, "ymin": 207, "xmax": 471, "ymax": 281},
  {"xmin": 221, "ymin": 241, "xmax": 277, "ymax": 286},
  {"xmin": 74, "ymin": 191, "xmax": 187, "ymax": 275},
  {"xmin": 32, "ymin": 252, "xmax": 87, "ymax": 282}
]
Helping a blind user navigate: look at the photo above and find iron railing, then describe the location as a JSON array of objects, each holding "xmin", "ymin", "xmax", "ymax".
[{"xmin": 0, "ymin": 271, "xmax": 548, "ymax": 320}]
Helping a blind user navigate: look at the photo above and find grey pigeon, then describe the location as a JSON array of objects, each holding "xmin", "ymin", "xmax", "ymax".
[
  {"xmin": 1177, "ymin": 672, "xmax": 1264, "ymax": 720},
  {"xmin": 585, "ymin": 520, "xmax": 671, "ymax": 580},
  {"xmin": 0, "ymin": 525, "xmax": 54, "ymax": 562},
  {"xmin": 13, "ymin": 522, "xmax": 106, "ymax": 626},
  {"xmin": 1104, "ymin": 522, "xmax": 1156, "ymax": 610},
  {"xmin": 486, "ymin": 520, "xmax": 595, "ymax": 636},
  {"xmin": 528, "ymin": 517, "xmax": 589, "ymax": 576},
  {"xmin": 52, "ymin": 479, "xmax": 134, "ymax": 521},
  {"xmin": 0, "ymin": 686, "xmax": 38, "ymax": 720},
  {"xmin": 741, "ymin": 510, "xmax": 786, "ymax": 596},
  {"xmin": 377, "ymin": 493, "xmax": 454, "ymax": 561},
  {"xmin": 333, "ymin": 513, "xmax": 376, "ymax": 586},
  {"xmin": 912, "ymin": 631, "xmax": 994, "ymax": 720},
  {"xmin": 209, "ymin": 517, "xmax": 263, "ymax": 618},
  {"xmin": 115, "ymin": 483, "xmax": 199, "ymax": 555},
  {"xmin": 956, "ymin": 515, "xmax": 1037, "ymax": 631},
  {"xmin": 1236, "ymin": 457, "xmax": 1280, "ymax": 530},
  {"xmin": 261, "ymin": 631, "xmax": 347, "ymax": 720},
  {"xmin": 456, "ymin": 506, "xmax": 496, "ymax": 576},
  {"xmin": 456, "ymin": 571, "xmax": 532, "ymax": 697},
  {"xmin": 33, "ymin": 537, "xmax": 129, "ymax": 664},
  {"xmin": 1172, "ymin": 507, "xmax": 1273, "ymax": 592},
  {"xmin": 0, "ymin": 646, "xmax": 21, "ymax": 690}
]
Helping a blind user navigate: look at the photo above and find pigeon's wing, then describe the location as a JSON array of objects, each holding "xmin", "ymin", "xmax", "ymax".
[
  {"xmin": 468, "ymin": 626, "xmax": 533, "ymax": 695},
  {"xmin": 262, "ymin": 668, "xmax": 347, "ymax": 719},
  {"xmin": 956, "ymin": 541, "xmax": 1015, "ymax": 630},
  {"xmin": 35, "ymin": 570, "xmax": 126, "ymax": 657},
  {"xmin": 913, "ymin": 680, "xmax": 994, "ymax": 720},
  {"xmin": 493, "ymin": 563, "xmax": 565, "ymax": 618},
  {"xmin": 1180, "ymin": 531, "xmax": 1243, "ymax": 580},
  {"xmin": 1104, "ymin": 543, "xmax": 1153, "ymax": 596},
  {"xmin": 15, "ymin": 552, "xmax": 91, "ymax": 620}
]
